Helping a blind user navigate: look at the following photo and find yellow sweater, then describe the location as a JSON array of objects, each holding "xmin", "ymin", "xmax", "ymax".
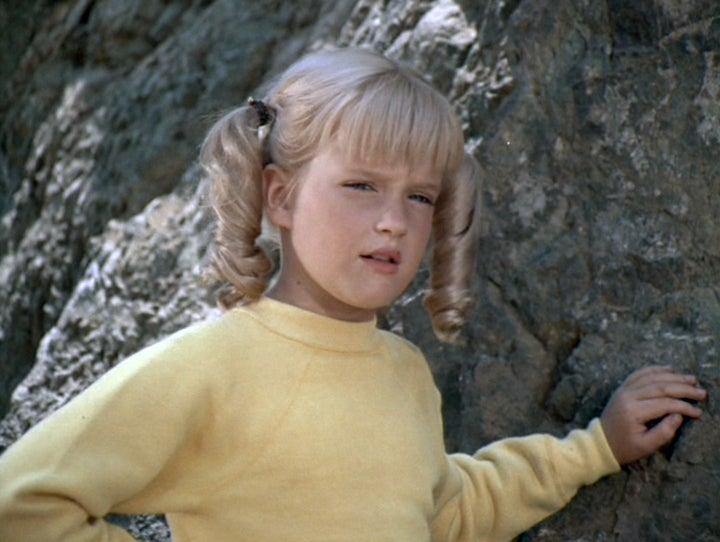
[{"xmin": 0, "ymin": 297, "xmax": 619, "ymax": 541}]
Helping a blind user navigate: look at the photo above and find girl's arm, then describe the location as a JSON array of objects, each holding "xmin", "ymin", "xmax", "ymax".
[
  {"xmin": 430, "ymin": 366, "xmax": 705, "ymax": 542},
  {"xmin": 0, "ymin": 330, "xmax": 213, "ymax": 542},
  {"xmin": 432, "ymin": 419, "xmax": 618, "ymax": 541}
]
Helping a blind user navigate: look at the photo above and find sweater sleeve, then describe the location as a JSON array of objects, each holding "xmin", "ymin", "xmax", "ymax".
[
  {"xmin": 0, "ymin": 328, "xmax": 214, "ymax": 542},
  {"xmin": 431, "ymin": 419, "xmax": 621, "ymax": 542}
]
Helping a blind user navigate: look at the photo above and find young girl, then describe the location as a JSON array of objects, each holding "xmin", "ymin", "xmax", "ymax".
[{"xmin": 0, "ymin": 47, "xmax": 706, "ymax": 542}]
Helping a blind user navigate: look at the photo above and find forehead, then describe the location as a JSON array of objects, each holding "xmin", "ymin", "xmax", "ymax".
[
  {"xmin": 315, "ymin": 79, "xmax": 463, "ymax": 184},
  {"xmin": 317, "ymin": 143, "xmax": 443, "ymax": 187}
]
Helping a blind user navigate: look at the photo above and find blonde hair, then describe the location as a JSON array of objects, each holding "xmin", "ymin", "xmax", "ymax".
[{"xmin": 200, "ymin": 47, "xmax": 481, "ymax": 343}]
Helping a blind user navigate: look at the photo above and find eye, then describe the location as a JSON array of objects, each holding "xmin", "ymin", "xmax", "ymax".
[
  {"xmin": 345, "ymin": 182, "xmax": 375, "ymax": 192},
  {"xmin": 409, "ymin": 193, "xmax": 435, "ymax": 206}
]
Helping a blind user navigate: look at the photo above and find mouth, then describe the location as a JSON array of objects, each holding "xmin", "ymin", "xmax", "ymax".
[
  {"xmin": 361, "ymin": 250, "xmax": 402, "ymax": 265},
  {"xmin": 362, "ymin": 254, "xmax": 397, "ymax": 265}
]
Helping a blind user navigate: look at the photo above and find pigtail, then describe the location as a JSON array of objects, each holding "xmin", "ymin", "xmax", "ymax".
[
  {"xmin": 424, "ymin": 152, "xmax": 483, "ymax": 344},
  {"xmin": 200, "ymin": 105, "xmax": 276, "ymax": 308}
]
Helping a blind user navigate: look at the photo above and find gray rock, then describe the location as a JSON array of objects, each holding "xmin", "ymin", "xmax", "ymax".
[{"xmin": 1, "ymin": 0, "xmax": 719, "ymax": 539}]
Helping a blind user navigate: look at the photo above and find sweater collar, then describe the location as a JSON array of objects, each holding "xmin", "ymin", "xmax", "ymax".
[{"xmin": 233, "ymin": 297, "xmax": 381, "ymax": 353}]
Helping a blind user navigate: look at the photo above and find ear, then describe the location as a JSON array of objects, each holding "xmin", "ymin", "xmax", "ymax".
[{"xmin": 263, "ymin": 164, "xmax": 294, "ymax": 229}]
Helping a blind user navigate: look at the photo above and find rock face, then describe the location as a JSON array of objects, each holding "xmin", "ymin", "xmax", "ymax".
[{"xmin": 1, "ymin": 0, "xmax": 719, "ymax": 539}]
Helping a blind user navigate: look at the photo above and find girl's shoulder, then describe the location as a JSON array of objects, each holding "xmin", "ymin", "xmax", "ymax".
[
  {"xmin": 104, "ymin": 309, "xmax": 259, "ymax": 383},
  {"xmin": 377, "ymin": 327, "xmax": 424, "ymax": 358},
  {"xmin": 377, "ymin": 329, "xmax": 436, "ymax": 379},
  {"xmin": 142, "ymin": 305, "xmax": 266, "ymax": 354}
]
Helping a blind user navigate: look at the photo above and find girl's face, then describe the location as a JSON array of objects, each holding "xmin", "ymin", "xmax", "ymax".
[{"xmin": 264, "ymin": 144, "xmax": 441, "ymax": 322}]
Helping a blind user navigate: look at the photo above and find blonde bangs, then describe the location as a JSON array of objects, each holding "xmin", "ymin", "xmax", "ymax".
[
  {"xmin": 267, "ymin": 49, "xmax": 464, "ymax": 181},
  {"xmin": 325, "ymin": 74, "xmax": 464, "ymax": 178}
]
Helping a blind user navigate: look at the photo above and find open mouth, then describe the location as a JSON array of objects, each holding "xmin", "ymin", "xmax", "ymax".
[
  {"xmin": 361, "ymin": 250, "xmax": 402, "ymax": 267},
  {"xmin": 362, "ymin": 254, "xmax": 398, "ymax": 265}
]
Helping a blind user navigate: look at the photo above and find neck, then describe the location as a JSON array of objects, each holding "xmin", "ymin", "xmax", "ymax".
[{"xmin": 265, "ymin": 282, "xmax": 377, "ymax": 323}]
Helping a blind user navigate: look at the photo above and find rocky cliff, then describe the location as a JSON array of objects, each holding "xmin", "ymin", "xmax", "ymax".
[{"xmin": 1, "ymin": 0, "xmax": 719, "ymax": 539}]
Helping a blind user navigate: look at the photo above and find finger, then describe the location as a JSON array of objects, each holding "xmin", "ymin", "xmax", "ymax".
[
  {"xmin": 640, "ymin": 413, "xmax": 684, "ymax": 452},
  {"xmin": 623, "ymin": 366, "xmax": 675, "ymax": 387},
  {"xmin": 636, "ymin": 372, "xmax": 698, "ymax": 387},
  {"xmin": 624, "ymin": 369, "xmax": 699, "ymax": 391},
  {"xmin": 622, "ymin": 365, "xmax": 675, "ymax": 389},
  {"xmin": 633, "ymin": 398, "xmax": 704, "ymax": 424},
  {"xmin": 632, "ymin": 380, "xmax": 706, "ymax": 402}
]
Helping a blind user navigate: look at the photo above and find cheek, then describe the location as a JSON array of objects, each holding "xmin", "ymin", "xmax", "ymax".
[
  {"xmin": 416, "ymin": 212, "xmax": 435, "ymax": 245},
  {"xmin": 405, "ymin": 215, "xmax": 434, "ymax": 265},
  {"xmin": 291, "ymin": 208, "xmax": 348, "ymax": 264}
]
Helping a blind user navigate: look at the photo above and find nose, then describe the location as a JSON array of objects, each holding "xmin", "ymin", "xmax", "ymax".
[{"xmin": 375, "ymin": 199, "xmax": 408, "ymax": 237}]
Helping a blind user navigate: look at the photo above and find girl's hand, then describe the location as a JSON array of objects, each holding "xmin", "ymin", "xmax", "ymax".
[{"xmin": 600, "ymin": 366, "xmax": 707, "ymax": 465}]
